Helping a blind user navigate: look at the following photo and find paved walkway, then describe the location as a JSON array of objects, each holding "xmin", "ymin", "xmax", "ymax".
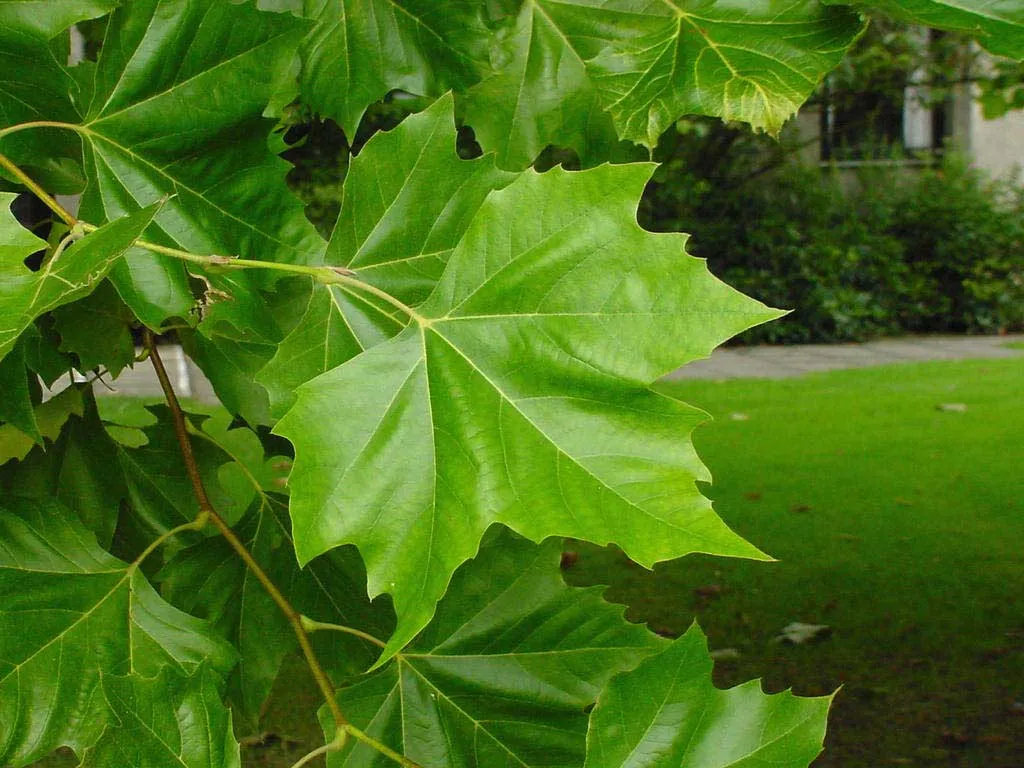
[
  {"xmin": 666, "ymin": 334, "xmax": 1024, "ymax": 380},
  {"xmin": 96, "ymin": 335, "xmax": 1024, "ymax": 401}
]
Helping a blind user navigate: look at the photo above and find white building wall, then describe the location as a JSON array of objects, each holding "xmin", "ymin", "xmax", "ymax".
[{"xmin": 968, "ymin": 103, "xmax": 1024, "ymax": 180}]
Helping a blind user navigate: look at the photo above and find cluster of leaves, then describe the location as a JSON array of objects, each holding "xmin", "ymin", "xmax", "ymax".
[{"xmin": 1, "ymin": 1, "xmax": 1021, "ymax": 766}]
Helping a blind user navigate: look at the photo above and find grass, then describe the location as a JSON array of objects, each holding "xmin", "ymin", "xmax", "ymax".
[
  {"xmin": 31, "ymin": 357, "xmax": 1024, "ymax": 767},
  {"xmin": 565, "ymin": 357, "xmax": 1024, "ymax": 767}
]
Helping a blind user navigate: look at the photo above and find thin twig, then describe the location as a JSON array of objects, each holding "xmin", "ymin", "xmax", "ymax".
[
  {"xmin": 0, "ymin": 152, "xmax": 78, "ymax": 227},
  {"xmin": 301, "ymin": 616, "xmax": 387, "ymax": 649},
  {"xmin": 128, "ymin": 513, "xmax": 209, "ymax": 572},
  {"xmin": 0, "ymin": 151, "xmax": 413, "ymax": 320},
  {"xmin": 145, "ymin": 333, "xmax": 349, "ymax": 731}
]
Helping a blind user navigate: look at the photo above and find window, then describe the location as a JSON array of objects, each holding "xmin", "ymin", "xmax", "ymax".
[{"xmin": 819, "ymin": 26, "xmax": 952, "ymax": 162}]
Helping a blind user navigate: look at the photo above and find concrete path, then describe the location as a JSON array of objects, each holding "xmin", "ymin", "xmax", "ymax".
[
  {"xmin": 665, "ymin": 334, "xmax": 1024, "ymax": 380},
  {"xmin": 94, "ymin": 335, "xmax": 1024, "ymax": 402}
]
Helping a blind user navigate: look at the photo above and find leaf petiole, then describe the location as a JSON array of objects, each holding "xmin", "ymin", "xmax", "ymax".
[{"xmin": 128, "ymin": 511, "xmax": 210, "ymax": 573}]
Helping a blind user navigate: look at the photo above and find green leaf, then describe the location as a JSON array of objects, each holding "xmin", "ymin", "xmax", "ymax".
[
  {"xmin": 76, "ymin": 0, "xmax": 323, "ymax": 328},
  {"xmin": 584, "ymin": 624, "xmax": 833, "ymax": 768},
  {"xmin": 459, "ymin": 0, "xmax": 626, "ymax": 169},
  {"xmin": 531, "ymin": 0, "xmax": 865, "ymax": 149},
  {"xmin": 298, "ymin": 0, "xmax": 493, "ymax": 137},
  {"xmin": 116, "ymin": 406, "xmax": 242, "ymax": 552},
  {"xmin": 52, "ymin": 279, "xmax": 136, "ymax": 377},
  {"xmin": 823, "ymin": 0, "xmax": 1024, "ymax": 60},
  {"xmin": 159, "ymin": 497, "xmax": 394, "ymax": 728},
  {"xmin": 0, "ymin": 193, "xmax": 160, "ymax": 363},
  {"xmin": 0, "ymin": 391, "xmax": 128, "ymax": 546},
  {"xmin": 80, "ymin": 666, "xmax": 241, "ymax": 768},
  {"xmin": 0, "ymin": 339, "xmax": 40, "ymax": 442},
  {"xmin": 0, "ymin": 386, "xmax": 83, "ymax": 466},
  {"xmin": 0, "ymin": 496, "xmax": 236, "ymax": 766},
  {"xmin": 0, "ymin": 2, "xmax": 114, "ymax": 193},
  {"xmin": 21, "ymin": 319, "xmax": 76, "ymax": 386},
  {"xmin": 258, "ymin": 95, "xmax": 515, "ymax": 416},
  {"xmin": 0, "ymin": 0, "xmax": 119, "ymax": 37},
  {"xmin": 277, "ymin": 155, "xmax": 779, "ymax": 661},
  {"xmin": 322, "ymin": 529, "xmax": 663, "ymax": 767}
]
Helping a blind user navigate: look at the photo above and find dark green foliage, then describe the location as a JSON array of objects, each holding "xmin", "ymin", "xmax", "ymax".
[{"xmin": 642, "ymin": 147, "xmax": 1024, "ymax": 344}]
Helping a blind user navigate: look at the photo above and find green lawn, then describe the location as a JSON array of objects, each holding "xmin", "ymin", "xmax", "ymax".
[
  {"xmin": 566, "ymin": 357, "xmax": 1024, "ymax": 767},
  {"xmin": 33, "ymin": 357, "xmax": 1024, "ymax": 767}
]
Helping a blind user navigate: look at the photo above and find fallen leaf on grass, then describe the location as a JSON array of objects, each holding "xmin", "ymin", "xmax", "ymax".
[
  {"xmin": 790, "ymin": 503, "xmax": 812, "ymax": 513},
  {"xmin": 937, "ymin": 402, "xmax": 968, "ymax": 412},
  {"xmin": 775, "ymin": 622, "xmax": 832, "ymax": 645},
  {"xmin": 709, "ymin": 648, "xmax": 741, "ymax": 661}
]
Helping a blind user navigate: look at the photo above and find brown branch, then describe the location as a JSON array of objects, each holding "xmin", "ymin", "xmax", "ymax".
[
  {"xmin": 146, "ymin": 333, "xmax": 422, "ymax": 768},
  {"xmin": 144, "ymin": 333, "xmax": 349, "ymax": 733}
]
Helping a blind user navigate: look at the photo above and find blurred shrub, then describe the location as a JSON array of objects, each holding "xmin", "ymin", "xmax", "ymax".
[{"xmin": 641, "ymin": 142, "xmax": 1024, "ymax": 344}]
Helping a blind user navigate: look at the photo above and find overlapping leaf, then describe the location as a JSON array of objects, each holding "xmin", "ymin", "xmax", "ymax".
[
  {"xmin": 80, "ymin": 667, "xmax": 240, "ymax": 768},
  {"xmin": 0, "ymin": 1, "xmax": 116, "ymax": 192},
  {"xmin": 258, "ymin": 95, "xmax": 514, "ymax": 416},
  {"xmin": 0, "ymin": 387, "xmax": 82, "ymax": 466},
  {"xmin": 73, "ymin": 0, "xmax": 323, "ymax": 328},
  {"xmin": 1, "ymin": 391, "xmax": 128, "ymax": 546},
  {"xmin": 321, "ymin": 529, "xmax": 663, "ymax": 767},
  {"xmin": 0, "ymin": 496, "xmax": 236, "ymax": 766},
  {"xmin": 0, "ymin": 339, "xmax": 40, "ymax": 442},
  {"xmin": 0, "ymin": 192, "xmax": 159, "ymax": 362},
  {"xmin": 52, "ymin": 280, "xmax": 136, "ymax": 377},
  {"xmin": 525, "ymin": 0, "xmax": 865, "ymax": 149},
  {"xmin": 276, "ymin": 125, "xmax": 781, "ymax": 660},
  {"xmin": 291, "ymin": 1, "xmax": 864, "ymax": 166},
  {"xmin": 585, "ymin": 624, "xmax": 833, "ymax": 767},
  {"xmin": 159, "ymin": 493, "xmax": 393, "ymax": 727},
  {"xmin": 460, "ymin": 0, "xmax": 625, "ymax": 169},
  {"xmin": 298, "ymin": 0, "xmax": 493, "ymax": 137},
  {"xmin": 824, "ymin": 0, "xmax": 1024, "ymax": 59},
  {"xmin": 115, "ymin": 406, "xmax": 243, "ymax": 552}
]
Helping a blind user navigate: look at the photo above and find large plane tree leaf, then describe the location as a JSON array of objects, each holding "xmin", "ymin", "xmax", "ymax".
[
  {"xmin": 585, "ymin": 624, "xmax": 833, "ymax": 767},
  {"xmin": 0, "ymin": 496, "xmax": 236, "ymax": 766},
  {"xmin": 0, "ymin": 194, "xmax": 160, "ymax": 363},
  {"xmin": 74, "ymin": 0, "xmax": 323, "ymax": 328},
  {"xmin": 321, "ymin": 529, "xmax": 663, "ymax": 767},
  {"xmin": 276, "ymin": 139, "xmax": 782, "ymax": 661},
  {"xmin": 80, "ymin": 667, "xmax": 241, "ymax": 768},
  {"xmin": 298, "ymin": 0, "xmax": 493, "ymax": 138},
  {"xmin": 258, "ymin": 95, "xmax": 514, "ymax": 416},
  {"xmin": 823, "ymin": 1, "xmax": 1024, "ymax": 60}
]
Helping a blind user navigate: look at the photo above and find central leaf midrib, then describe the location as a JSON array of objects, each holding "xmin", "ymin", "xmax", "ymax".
[
  {"xmin": 0, "ymin": 570, "xmax": 128, "ymax": 685},
  {"xmin": 425, "ymin": 327, "xmax": 704, "ymax": 539},
  {"xmin": 399, "ymin": 658, "xmax": 532, "ymax": 767}
]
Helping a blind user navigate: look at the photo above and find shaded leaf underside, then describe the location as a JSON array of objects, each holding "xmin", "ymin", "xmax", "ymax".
[{"xmin": 324, "ymin": 530, "xmax": 664, "ymax": 767}]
